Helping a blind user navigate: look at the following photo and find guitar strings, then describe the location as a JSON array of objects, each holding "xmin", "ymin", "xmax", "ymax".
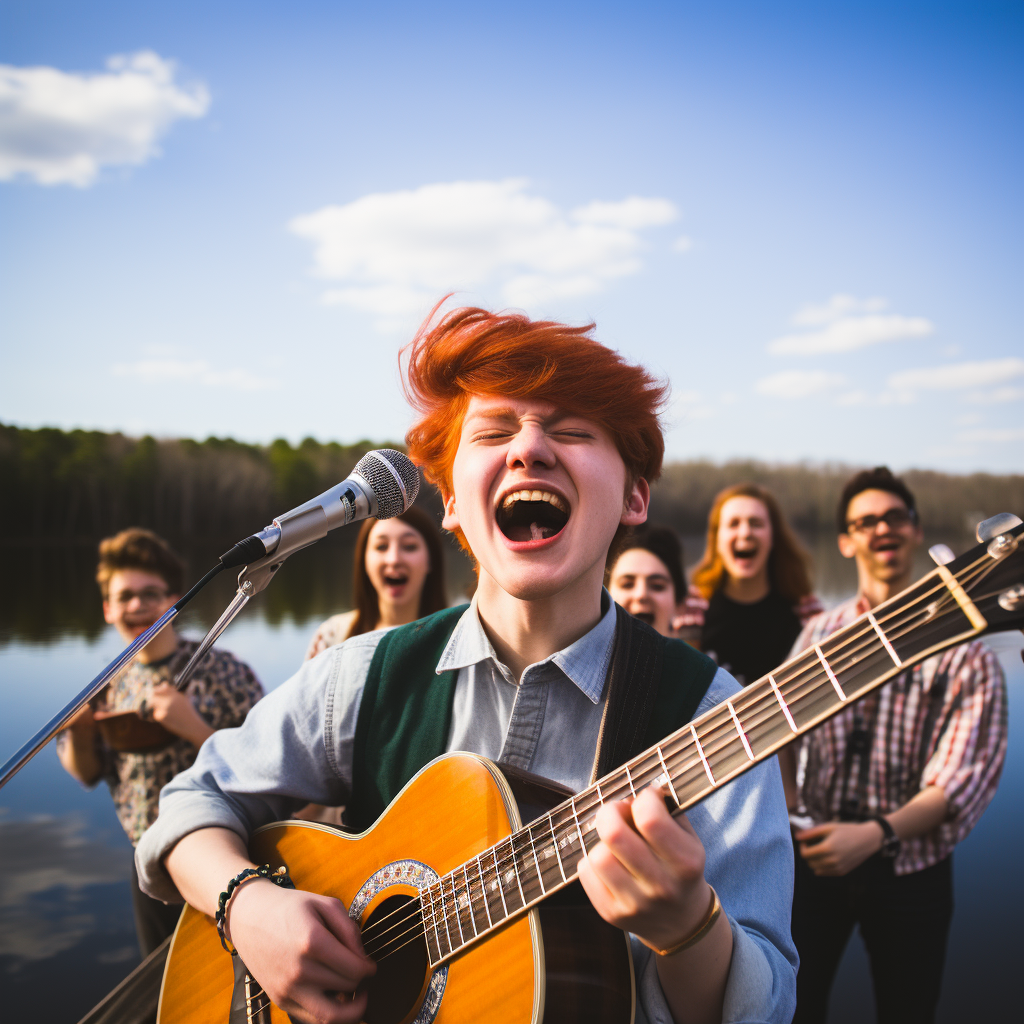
[{"xmin": 357, "ymin": 551, "xmax": 1002, "ymax": 964}]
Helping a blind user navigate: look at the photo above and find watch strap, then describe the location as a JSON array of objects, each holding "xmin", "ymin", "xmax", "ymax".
[{"xmin": 870, "ymin": 815, "xmax": 901, "ymax": 858}]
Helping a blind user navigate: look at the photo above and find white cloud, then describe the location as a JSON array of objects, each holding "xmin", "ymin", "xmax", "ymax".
[
  {"xmin": 836, "ymin": 390, "xmax": 870, "ymax": 406},
  {"xmin": 112, "ymin": 358, "xmax": 277, "ymax": 391},
  {"xmin": 769, "ymin": 312, "xmax": 934, "ymax": 356},
  {"xmin": 791, "ymin": 294, "xmax": 889, "ymax": 327},
  {"xmin": 0, "ymin": 51, "xmax": 209, "ymax": 187},
  {"xmin": 288, "ymin": 179, "xmax": 678, "ymax": 330},
  {"xmin": 572, "ymin": 195, "xmax": 677, "ymax": 228},
  {"xmin": 966, "ymin": 385, "xmax": 1024, "ymax": 404},
  {"xmin": 755, "ymin": 369, "xmax": 847, "ymax": 400},
  {"xmin": 886, "ymin": 357, "xmax": 1024, "ymax": 396},
  {"xmin": 672, "ymin": 235, "xmax": 693, "ymax": 253},
  {"xmin": 958, "ymin": 427, "xmax": 1024, "ymax": 444}
]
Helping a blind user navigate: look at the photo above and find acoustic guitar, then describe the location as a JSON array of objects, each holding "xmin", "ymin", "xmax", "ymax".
[{"xmin": 157, "ymin": 522, "xmax": 1024, "ymax": 1024}]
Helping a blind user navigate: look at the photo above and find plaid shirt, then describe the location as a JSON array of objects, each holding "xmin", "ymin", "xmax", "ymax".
[{"xmin": 792, "ymin": 596, "xmax": 1008, "ymax": 875}]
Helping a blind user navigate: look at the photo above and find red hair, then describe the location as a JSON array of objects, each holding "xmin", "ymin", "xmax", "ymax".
[
  {"xmin": 402, "ymin": 305, "xmax": 667, "ymax": 549},
  {"xmin": 403, "ymin": 305, "xmax": 667, "ymax": 492}
]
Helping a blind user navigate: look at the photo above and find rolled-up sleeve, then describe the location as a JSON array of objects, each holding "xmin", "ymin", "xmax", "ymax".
[
  {"xmin": 921, "ymin": 642, "xmax": 1007, "ymax": 846},
  {"xmin": 136, "ymin": 635, "xmax": 379, "ymax": 903},
  {"xmin": 634, "ymin": 669, "xmax": 799, "ymax": 1024}
]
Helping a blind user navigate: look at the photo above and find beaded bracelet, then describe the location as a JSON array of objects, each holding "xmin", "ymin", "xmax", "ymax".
[{"xmin": 215, "ymin": 863, "xmax": 294, "ymax": 954}]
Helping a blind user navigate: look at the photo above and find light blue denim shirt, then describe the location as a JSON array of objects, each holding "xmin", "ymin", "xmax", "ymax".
[{"xmin": 138, "ymin": 597, "xmax": 797, "ymax": 1024}]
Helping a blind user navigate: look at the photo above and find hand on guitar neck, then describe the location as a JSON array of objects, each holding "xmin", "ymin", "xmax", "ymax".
[
  {"xmin": 165, "ymin": 826, "xmax": 376, "ymax": 1024},
  {"xmin": 578, "ymin": 784, "xmax": 733, "ymax": 1024}
]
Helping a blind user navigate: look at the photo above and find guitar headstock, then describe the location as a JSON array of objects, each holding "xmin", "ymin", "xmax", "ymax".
[{"xmin": 946, "ymin": 515, "xmax": 1024, "ymax": 638}]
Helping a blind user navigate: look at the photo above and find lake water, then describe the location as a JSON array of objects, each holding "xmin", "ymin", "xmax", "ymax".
[{"xmin": 0, "ymin": 533, "xmax": 1020, "ymax": 1022}]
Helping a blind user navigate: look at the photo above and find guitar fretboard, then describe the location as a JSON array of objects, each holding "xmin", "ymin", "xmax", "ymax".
[{"xmin": 399, "ymin": 558, "xmax": 989, "ymax": 968}]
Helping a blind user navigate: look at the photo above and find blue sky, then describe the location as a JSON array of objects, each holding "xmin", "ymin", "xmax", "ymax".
[{"xmin": 2, "ymin": 1, "xmax": 1021, "ymax": 472}]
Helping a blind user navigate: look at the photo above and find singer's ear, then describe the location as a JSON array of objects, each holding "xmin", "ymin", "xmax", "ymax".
[
  {"xmin": 620, "ymin": 476, "xmax": 650, "ymax": 527},
  {"xmin": 441, "ymin": 494, "xmax": 460, "ymax": 533}
]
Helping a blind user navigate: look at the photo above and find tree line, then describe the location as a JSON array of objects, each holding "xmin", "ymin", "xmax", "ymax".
[{"xmin": 2, "ymin": 422, "xmax": 1021, "ymax": 545}]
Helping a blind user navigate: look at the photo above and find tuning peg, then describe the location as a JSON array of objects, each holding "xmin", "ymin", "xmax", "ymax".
[
  {"xmin": 976, "ymin": 513, "xmax": 1023, "ymax": 543},
  {"xmin": 928, "ymin": 544, "xmax": 956, "ymax": 566}
]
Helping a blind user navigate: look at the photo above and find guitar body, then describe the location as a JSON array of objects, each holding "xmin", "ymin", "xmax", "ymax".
[{"xmin": 157, "ymin": 752, "xmax": 635, "ymax": 1024}]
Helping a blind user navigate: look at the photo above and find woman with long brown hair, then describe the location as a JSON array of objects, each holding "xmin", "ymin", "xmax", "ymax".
[
  {"xmin": 305, "ymin": 504, "xmax": 448, "ymax": 658},
  {"xmin": 689, "ymin": 483, "xmax": 821, "ymax": 686}
]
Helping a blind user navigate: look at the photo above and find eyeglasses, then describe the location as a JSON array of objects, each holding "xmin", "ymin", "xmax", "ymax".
[
  {"xmin": 846, "ymin": 508, "xmax": 918, "ymax": 534},
  {"xmin": 109, "ymin": 587, "xmax": 170, "ymax": 607}
]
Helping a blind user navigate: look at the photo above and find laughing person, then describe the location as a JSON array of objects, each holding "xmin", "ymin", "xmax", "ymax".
[
  {"xmin": 57, "ymin": 528, "xmax": 263, "ymax": 956},
  {"xmin": 781, "ymin": 468, "xmax": 1007, "ymax": 1024},
  {"xmin": 689, "ymin": 484, "xmax": 821, "ymax": 685},
  {"xmin": 136, "ymin": 307, "xmax": 797, "ymax": 1024},
  {"xmin": 608, "ymin": 525, "xmax": 688, "ymax": 637},
  {"xmin": 305, "ymin": 505, "xmax": 448, "ymax": 657}
]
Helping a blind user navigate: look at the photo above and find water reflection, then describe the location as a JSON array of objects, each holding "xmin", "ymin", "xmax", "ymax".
[{"xmin": 0, "ymin": 811, "xmax": 133, "ymax": 963}]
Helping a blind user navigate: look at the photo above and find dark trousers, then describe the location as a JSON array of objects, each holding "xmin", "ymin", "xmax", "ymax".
[
  {"xmin": 791, "ymin": 846, "xmax": 953, "ymax": 1024},
  {"xmin": 130, "ymin": 857, "xmax": 182, "ymax": 957}
]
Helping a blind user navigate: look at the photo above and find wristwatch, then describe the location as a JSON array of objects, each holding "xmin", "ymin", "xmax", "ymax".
[{"xmin": 870, "ymin": 815, "xmax": 901, "ymax": 859}]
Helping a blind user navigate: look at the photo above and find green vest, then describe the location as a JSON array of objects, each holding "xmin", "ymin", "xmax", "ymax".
[{"xmin": 348, "ymin": 605, "xmax": 718, "ymax": 831}]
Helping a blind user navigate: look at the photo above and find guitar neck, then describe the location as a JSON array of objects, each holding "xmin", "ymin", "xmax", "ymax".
[{"xmin": 418, "ymin": 543, "xmax": 1007, "ymax": 968}]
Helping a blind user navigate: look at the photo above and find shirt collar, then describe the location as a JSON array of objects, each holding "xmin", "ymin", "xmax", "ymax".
[{"xmin": 436, "ymin": 591, "xmax": 617, "ymax": 705}]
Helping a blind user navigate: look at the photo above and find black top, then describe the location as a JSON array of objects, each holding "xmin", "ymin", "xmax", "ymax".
[{"xmin": 699, "ymin": 588, "xmax": 802, "ymax": 687}]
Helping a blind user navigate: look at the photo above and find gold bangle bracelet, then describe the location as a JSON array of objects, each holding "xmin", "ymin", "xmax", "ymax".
[{"xmin": 646, "ymin": 885, "xmax": 722, "ymax": 957}]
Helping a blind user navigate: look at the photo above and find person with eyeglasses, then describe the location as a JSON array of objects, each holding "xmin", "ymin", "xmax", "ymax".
[
  {"xmin": 56, "ymin": 527, "xmax": 264, "ymax": 957},
  {"xmin": 778, "ymin": 467, "xmax": 1007, "ymax": 1024}
]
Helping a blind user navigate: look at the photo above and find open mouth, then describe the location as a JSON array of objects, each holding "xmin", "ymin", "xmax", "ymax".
[
  {"xmin": 382, "ymin": 573, "xmax": 409, "ymax": 587},
  {"xmin": 731, "ymin": 544, "xmax": 759, "ymax": 561},
  {"xmin": 496, "ymin": 489, "xmax": 570, "ymax": 543},
  {"xmin": 871, "ymin": 538, "xmax": 902, "ymax": 553},
  {"xmin": 632, "ymin": 611, "xmax": 655, "ymax": 625}
]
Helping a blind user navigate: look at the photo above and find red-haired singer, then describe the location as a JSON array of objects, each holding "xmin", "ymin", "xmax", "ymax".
[{"xmin": 137, "ymin": 307, "xmax": 797, "ymax": 1024}]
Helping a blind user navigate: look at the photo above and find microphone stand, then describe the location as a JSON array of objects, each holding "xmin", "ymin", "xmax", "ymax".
[{"xmin": 0, "ymin": 500, "xmax": 334, "ymax": 790}]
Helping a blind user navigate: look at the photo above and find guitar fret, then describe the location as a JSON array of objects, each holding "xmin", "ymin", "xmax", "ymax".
[
  {"xmin": 462, "ymin": 865, "xmax": 479, "ymax": 936},
  {"xmin": 814, "ymin": 645, "xmax": 847, "ymax": 701},
  {"xmin": 454, "ymin": 872, "xmax": 473, "ymax": 942},
  {"xmin": 422, "ymin": 883, "xmax": 443, "ymax": 961},
  {"xmin": 768, "ymin": 673, "xmax": 798, "ymax": 732},
  {"xmin": 437, "ymin": 881, "xmax": 456, "ymax": 953},
  {"xmin": 527, "ymin": 830, "xmax": 546, "ymax": 895},
  {"xmin": 867, "ymin": 611, "xmax": 902, "ymax": 667},
  {"xmin": 624, "ymin": 764, "xmax": 637, "ymax": 798},
  {"xmin": 475, "ymin": 856, "xmax": 494, "ymax": 928},
  {"xmin": 446, "ymin": 876, "xmax": 466, "ymax": 946},
  {"xmin": 491, "ymin": 848, "xmax": 509, "ymax": 917},
  {"xmin": 571, "ymin": 797, "xmax": 589, "ymax": 858},
  {"xmin": 509, "ymin": 842, "xmax": 527, "ymax": 905},
  {"xmin": 548, "ymin": 812, "xmax": 568, "ymax": 882},
  {"xmin": 689, "ymin": 722, "xmax": 716, "ymax": 786},
  {"xmin": 656, "ymin": 744, "xmax": 682, "ymax": 805},
  {"xmin": 725, "ymin": 699, "xmax": 755, "ymax": 761}
]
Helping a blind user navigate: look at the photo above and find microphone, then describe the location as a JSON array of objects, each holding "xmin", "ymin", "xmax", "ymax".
[{"xmin": 219, "ymin": 449, "xmax": 420, "ymax": 568}]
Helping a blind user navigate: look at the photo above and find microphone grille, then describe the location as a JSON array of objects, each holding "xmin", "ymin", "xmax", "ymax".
[{"xmin": 353, "ymin": 449, "xmax": 421, "ymax": 519}]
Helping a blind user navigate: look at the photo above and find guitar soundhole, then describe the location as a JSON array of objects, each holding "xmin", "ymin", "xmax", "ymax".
[{"xmin": 362, "ymin": 893, "xmax": 430, "ymax": 1024}]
